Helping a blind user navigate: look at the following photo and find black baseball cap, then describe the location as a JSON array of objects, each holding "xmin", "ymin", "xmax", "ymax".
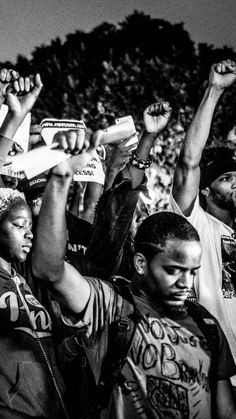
[
  {"xmin": 200, "ymin": 147, "xmax": 236, "ymax": 190},
  {"xmin": 19, "ymin": 173, "xmax": 47, "ymax": 202}
]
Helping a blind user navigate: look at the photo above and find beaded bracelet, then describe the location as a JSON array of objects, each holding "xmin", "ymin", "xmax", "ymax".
[{"xmin": 129, "ymin": 152, "xmax": 153, "ymax": 170}]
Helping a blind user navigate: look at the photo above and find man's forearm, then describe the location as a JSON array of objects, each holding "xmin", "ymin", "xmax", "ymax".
[
  {"xmin": 32, "ymin": 173, "xmax": 72, "ymax": 282},
  {"xmin": 181, "ymin": 84, "xmax": 223, "ymax": 167},
  {"xmin": 0, "ymin": 135, "xmax": 13, "ymax": 171},
  {"xmin": 125, "ymin": 131, "xmax": 156, "ymax": 189},
  {"xmin": 0, "ymin": 112, "xmax": 26, "ymax": 171},
  {"xmin": 0, "ymin": 112, "xmax": 24, "ymax": 139}
]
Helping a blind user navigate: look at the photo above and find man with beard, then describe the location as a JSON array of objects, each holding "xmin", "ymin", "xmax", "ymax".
[
  {"xmin": 32, "ymin": 134, "xmax": 236, "ymax": 416},
  {"xmin": 170, "ymin": 59, "xmax": 236, "ymax": 389}
]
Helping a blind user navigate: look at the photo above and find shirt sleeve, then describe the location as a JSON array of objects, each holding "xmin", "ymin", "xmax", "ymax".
[
  {"xmin": 169, "ymin": 191, "xmax": 209, "ymax": 231},
  {"xmin": 215, "ymin": 320, "xmax": 236, "ymax": 380},
  {"xmin": 61, "ymin": 276, "xmax": 121, "ymax": 342},
  {"xmin": 61, "ymin": 277, "xmax": 123, "ymax": 384}
]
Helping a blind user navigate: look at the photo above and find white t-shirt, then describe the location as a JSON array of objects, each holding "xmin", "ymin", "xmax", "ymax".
[{"xmin": 169, "ymin": 193, "xmax": 236, "ymax": 384}]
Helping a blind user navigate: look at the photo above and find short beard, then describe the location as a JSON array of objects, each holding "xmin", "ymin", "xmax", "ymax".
[
  {"xmin": 209, "ymin": 189, "xmax": 236, "ymax": 212},
  {"xmin": 160, "ymin": 302, "xmax": 188, "ymax": 318}
]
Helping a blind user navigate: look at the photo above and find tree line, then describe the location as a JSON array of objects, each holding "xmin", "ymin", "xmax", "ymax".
[{"xmin": 2, "ymin": 10, "xmax": 235, "ymax": 209}]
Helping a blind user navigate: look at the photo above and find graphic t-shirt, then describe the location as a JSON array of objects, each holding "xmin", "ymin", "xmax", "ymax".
[
  {"xmin": 169, "ymin": 193, "xmax": 236, "ymax": 384},
  {"xmin": 63, "ymin": 277, "xmax": 235, "ymax": 419},
  {"xmin": 0, "ymin": 266, "xmax": 66, "ymax": 418},
  {"xmin": 66, "ymin": 211, "xmax": 93, "ymax": 255}
]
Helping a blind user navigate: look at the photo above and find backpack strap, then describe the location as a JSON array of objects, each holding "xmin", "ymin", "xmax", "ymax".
[
  {"xmin": 186, "ymin": 299, "xmax": 219, "ymax": 411},
  {"xmin": 96, "ymin": 276, "xmax": 141, "ymax": 413},
  {"xmin": 186, "ymin": 300, "xmax": 219, "ymax": 361}
]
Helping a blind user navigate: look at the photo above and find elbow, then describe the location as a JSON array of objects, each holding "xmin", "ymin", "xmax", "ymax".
[
  {"xmin": 31, "ymin": 253, "xmax": 64, "ymax": 284},
  {"xmin": 179, "ymin": 149, "xmax": 199, "ymax": 171}
]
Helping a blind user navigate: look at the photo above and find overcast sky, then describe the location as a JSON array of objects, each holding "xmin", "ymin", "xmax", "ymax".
[{"xmin": 0, "ymin": 0, "xmax": 236, "ymax": 63}]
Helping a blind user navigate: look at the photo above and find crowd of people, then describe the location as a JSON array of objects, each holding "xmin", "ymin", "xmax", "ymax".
[{"xmin": 0, "ymin": 59, "xmax": 236, "ymax": 418}]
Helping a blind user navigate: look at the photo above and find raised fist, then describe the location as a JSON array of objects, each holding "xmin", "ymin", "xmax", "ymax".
[
  {"xmin": 0, "ymin": 68, "xmax": 19, "ymax": 105},
  {"xmin": 51, "ymin": 128, "xmax": 101, "ymax": 176},
  {"xmin": 6, "ymin": 73, "xmax": 43, "ymax": 119},
  {"xmin": 209, "ymin": 59, "xmax": 236, "ymax": 90},
  {"xmin": 143, "ymin": 101, "xmax": 172, "ymax": 134}
]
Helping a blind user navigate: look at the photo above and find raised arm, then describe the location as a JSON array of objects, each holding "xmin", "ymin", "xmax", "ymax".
[
  {"xmin": 104, "ymin": 137, "xmax": 137, "ymax": 192},
  {"xmin": 0, "ymin": 72, "xmax": 43, "ymax": 170},
  {"xmin": 172, "ymin": 60, "xmax": 236, "ymax": 215},
  {"xmin": 32, "ymin": 129, "xmax": 100, "ymax": 313},
  {"xmin": 124, "ymin": 100, "xmax": 172, "ymax": 189},
  {"xmin": 85, "ymin": 101, "xmax": 172, "ymax": 279}
]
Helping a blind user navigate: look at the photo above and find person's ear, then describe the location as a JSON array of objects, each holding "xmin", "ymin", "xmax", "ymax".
[
  {"xmin": 201, "ymin": 187, "xmax": 209, "ymax": 198},
  {"xmin": 133, "ymin": 253, "xmax": 147, "ymax": 275}
]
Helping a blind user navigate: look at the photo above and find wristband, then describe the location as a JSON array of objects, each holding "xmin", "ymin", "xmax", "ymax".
[
  {"xmin": 48, "ymin": 171, "xmax": 73, "ymax": 180},
  {"xmin": 129, "ymin": 152, "xmax": 153, "ymax": 170}
]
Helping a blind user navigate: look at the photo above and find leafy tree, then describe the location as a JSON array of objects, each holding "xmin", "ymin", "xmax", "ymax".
[{"xmin": 1, "ymin": 10, "xmax": 235, "ymax": 210}]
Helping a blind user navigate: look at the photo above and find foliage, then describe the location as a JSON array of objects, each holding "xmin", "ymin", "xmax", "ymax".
[{"xmin": 1, "ymin": 10, "xmax": 236, "ymax": 210}]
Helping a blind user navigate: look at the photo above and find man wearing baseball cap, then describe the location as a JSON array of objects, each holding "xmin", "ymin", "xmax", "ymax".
[
  {"xmin": 199, "ymin": 147, "xmax": 236, "ymax": 208},
  {"xmin": 170, "ymin": 59, "xmax": 236, "ymax": 389}
]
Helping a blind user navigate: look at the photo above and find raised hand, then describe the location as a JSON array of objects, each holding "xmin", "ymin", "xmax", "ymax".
[
  {"xmin": 6, "ymin": 73, "xmax": 43, "ymax": 121},
  {"xmin": 209, "ymin": 59, "xmax": 236, "ymax": 90},
  {"xmin": 0, "ymin": 68, "xmax": 19, "ymax": 107},
  {"xmin": 107, "ymin": 136, "xmax": 138, "ymax": 172},
  {"xmin": 0, "ymin": 73, "xmax": 43, "ymax": 141},
  {"xmin": 51, "ymin": 128, "xmax": 101, "ymax": 177},
  {"xmin": 143, "ymin": 101, "xmax": 172, "ymax": 134}
]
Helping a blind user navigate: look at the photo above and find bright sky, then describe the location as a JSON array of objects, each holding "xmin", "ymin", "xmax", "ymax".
[{"xmin": 0, "ymin": 0, "xmax": 236, "ymax": 63}]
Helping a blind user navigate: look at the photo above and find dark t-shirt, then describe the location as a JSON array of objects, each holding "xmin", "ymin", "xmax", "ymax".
[
  {"xmin": 66, "ymin": 211, "xmax": 93, "ymax": 255},
  {"xmin": 63, "ymin": 277, "xmax": 236, "ymax": 418},
  {"xmin": 0, "ymin": 266, "xmax": 66, "ymax": 418}
]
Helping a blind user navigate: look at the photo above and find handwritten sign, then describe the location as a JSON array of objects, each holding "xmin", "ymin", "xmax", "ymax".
[{"xmin": 74, "ymin": 152, "xmax": 105, "ymax": 184}]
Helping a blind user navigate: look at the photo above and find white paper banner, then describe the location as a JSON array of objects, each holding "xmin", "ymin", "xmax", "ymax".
[
  {"xmin": 74, "ymin": 152, "xmax": 105, "ymax": 184},
  {"xmin": 6, "ymin": 144, "xmax": 71, "ymax": 179},
  {"xmin": 41, "ymin": 118, "xmax": 86, "ymax": 145}
]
